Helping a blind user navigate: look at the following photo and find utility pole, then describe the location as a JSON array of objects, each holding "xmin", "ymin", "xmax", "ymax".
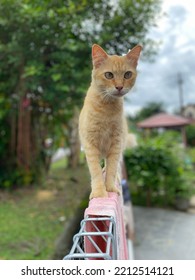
[
  {"xmin": 177, "ymin": 72, "xmax": 184, "ymax": 115},
  {"xmin": 177, "ymin": 73, "xmax": 187, "ymax": 147}
]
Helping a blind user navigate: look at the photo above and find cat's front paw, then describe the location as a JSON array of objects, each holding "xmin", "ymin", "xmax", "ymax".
[
  {"xmin": 106, "ymin": 184, "xmax": 121, "ymax": 195},
  {"xmin": 89, "ymin": 188, "xmax": 108, "ymax": 199}
]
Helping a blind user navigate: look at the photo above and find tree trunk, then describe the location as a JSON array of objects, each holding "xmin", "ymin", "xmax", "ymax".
[
  {"xmin": 17, "ymin": 95, "xmax": 31, "ymax": 171},
  {"xmin": 68, "ymin": 107, "xmax": 81, "ymax": 168},
  {"xmin": 16, "ymin": 63, "xmax": 26, "ymax": 170},
  {"xmin": 146, "ymin": 186, "xmax": 151, "ymax": 207},
  {"xmin": 15, "ymin": 62, "xmax": 32, "ymax": 174},
  {"xmin": 10, "ymin": 112, "xmax": 17, "ymax": 157}
]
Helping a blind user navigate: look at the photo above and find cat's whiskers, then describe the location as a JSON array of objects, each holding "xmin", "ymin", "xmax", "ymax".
[{"xmin": 100, "ymin": 89, "xmax": 113, "ymax": 102}]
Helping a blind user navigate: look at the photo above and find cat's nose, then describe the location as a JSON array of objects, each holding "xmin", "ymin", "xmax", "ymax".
[{"xmin": 115, "ymin": 86, "xmax": 123, "ymax": 91}]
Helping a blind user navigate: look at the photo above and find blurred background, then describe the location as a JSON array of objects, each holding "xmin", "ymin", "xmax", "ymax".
[{"xmin": 0, "ymin": 0, "xmax": 194, "ymax": 260}]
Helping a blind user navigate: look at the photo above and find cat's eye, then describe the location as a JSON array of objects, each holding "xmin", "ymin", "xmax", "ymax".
[
  {"xmin": 124, "ymin": 71, "xmax": 132, "ymax": 79},
  {"xmin": 105, "ymin": 72, "xmax": 114, "ymax": 79}
]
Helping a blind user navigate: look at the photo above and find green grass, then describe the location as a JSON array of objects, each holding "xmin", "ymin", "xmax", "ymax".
[
  {"xmin": 51, "ymin": 157, "xmax": 67, "ymax": 170},
  {"xmin": 0, "ymin": 164, "xmax": 90, "ymax": 260},
  {"xmin": 0, "ymin": 198, "xmax": 63, "ymax": 259}
]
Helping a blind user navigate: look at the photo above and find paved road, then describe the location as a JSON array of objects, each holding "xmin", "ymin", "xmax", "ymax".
[{"xmin": 133, "ymin": 206, "xmax": 195, "ymax": 260}]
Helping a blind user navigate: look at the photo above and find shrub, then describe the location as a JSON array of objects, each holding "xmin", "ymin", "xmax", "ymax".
[
  {"xmin": 186, "ymin": 124, "xmax": 195, "ymax": 147},
  {"xmin": 124, "ymin": 145, "xmax": 183, "ymax": 207}
]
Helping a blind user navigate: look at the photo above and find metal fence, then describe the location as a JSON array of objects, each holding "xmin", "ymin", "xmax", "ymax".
[{"xmin": 64, "ymin": 190, "xmax": 130, "ymax": 260}]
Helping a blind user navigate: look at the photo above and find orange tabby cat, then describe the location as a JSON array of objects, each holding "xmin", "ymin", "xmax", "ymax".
[{"xmin": 79, "ymin": 44, "xmax": 142, "ymax": 199}]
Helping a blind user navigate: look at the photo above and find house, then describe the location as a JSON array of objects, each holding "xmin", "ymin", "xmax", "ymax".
[
  {"xmin": 182, "ymin": 104, "xmax": 195, "ymax": 122},
  {"xmin": 137, "ymin": 113, "xmax": 191, "ymax": 146},
  {"xmin": 137, "ymin": 113, "xmax": 190, "ymax": 129}
]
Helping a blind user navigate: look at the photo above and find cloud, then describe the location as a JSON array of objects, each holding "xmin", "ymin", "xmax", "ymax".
[{"xmin": 125, "ymin": 0, "xmax": 195, "ymax": 116}]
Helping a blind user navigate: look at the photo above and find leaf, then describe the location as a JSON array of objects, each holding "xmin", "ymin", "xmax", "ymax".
[
  {"xmin": 23, "ymin": 66, "xmax": 38, "ymax": 78},
  {"xmin": 47, "ymin": 9, "xmax": 55, "ymax": 18},
  {"xmin": 51, "ymin": 73, "xmax": 62, "ymax": 82}
]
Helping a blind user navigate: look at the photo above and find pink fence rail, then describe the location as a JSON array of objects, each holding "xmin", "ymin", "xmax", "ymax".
[
  {"xmin": 64, "ymin": 182, "xmax": 130, "ymax": 260},
  {"xmin": 84, "ymin": 192, "xmax": 128, "ymax": 259}
]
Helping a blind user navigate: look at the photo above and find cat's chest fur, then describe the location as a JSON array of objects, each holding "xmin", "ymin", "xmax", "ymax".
[
  {"xmin": 90, "ymin": 117, "xmax": 122, "ymax": 156},
  {"xmin": 79, "ymin": 92, "xmax": 126, "ymax": 158}
]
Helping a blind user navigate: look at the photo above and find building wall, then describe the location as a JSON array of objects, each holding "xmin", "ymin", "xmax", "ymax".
[{"xmin": 183, "ymin": 105, "xmax": 195, "ymax": 120}]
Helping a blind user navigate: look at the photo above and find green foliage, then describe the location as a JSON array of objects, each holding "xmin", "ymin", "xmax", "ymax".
[
  {"xmin": 0, "ymin": 166, "xmax": 39, "ymax": 189},
  {"xmin": 186, "ymin": 124, "xmax": 195, "ymax": 147},
  {"xmin": 187, "ymin": 147, "xmax": 195, "ymax": 165},
  {"xmin": 132, "ymin": 102, "xmax": 165, "ymax": 122},
  {"xmin": 0, "ymin": 0, "xmax": 162, "ymax": 188},
  {"xmin": 124, "ymin": 131, "xmax": 195, "ymax": 207},
  {"xmin": 124, "ymin": 145, "xmax": 181, "ymax": 206},
  {"xmin": 125, "ymin": 146, "xmax": 178, "ymax": 187}
]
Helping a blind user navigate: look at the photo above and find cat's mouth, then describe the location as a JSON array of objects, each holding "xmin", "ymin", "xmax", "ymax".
[
  {"xmin": 112, "ymin": 90, "xmax": 128, "ymax": 97},
  {"xmin": 101, "ymin": 88, "xmax": 129, "ymax": 100}
]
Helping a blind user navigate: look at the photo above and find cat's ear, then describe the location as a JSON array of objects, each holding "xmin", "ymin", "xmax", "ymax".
[
  {"xmin": 92, "ymin": 44, "xmax": 108, "ymax": 68},
  {"xmin": 126, "ymin": 45, "xmax": 142, "ymax": 67}
]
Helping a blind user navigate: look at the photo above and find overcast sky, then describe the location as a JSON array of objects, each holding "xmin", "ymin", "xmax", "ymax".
[{"xmin": 125, "ymin": 0, "xmax": 195, "ymax": 116}]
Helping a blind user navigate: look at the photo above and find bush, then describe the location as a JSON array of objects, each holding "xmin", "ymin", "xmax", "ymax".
[
  {"xmin": 187, "ymin": 148, "xmax": 195, "ymax": 168},
  {"xmin": 124, "ymin": 145, "xmax": 183, "ymax": 207},
  {"xmin": 0, "ymin": 166, "xmax": 36, "ymax": 189},
  {"xmin": 186, "ymin": 124, "xmax": 195, "ymax": 147}
]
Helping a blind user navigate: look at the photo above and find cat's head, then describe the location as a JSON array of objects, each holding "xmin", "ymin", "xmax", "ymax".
[{"xmin": 91, "ymin": 44, "xmax": 142, "ymax": 99}]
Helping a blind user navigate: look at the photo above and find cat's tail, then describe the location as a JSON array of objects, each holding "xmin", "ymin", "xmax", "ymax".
[{"xmin": 126, "ymin": 133, "xmax": 138, "ymax": 149}]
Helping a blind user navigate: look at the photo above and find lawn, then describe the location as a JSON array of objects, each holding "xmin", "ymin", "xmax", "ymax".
[{"xmin": 0, "ymin": 161, "xmax": 90, "ymax": 260}]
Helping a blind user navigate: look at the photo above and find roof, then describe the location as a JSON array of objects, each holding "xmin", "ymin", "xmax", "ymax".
[{"xmin": 137, "ymin": 113, "xmax": 190, "ymax": 129}]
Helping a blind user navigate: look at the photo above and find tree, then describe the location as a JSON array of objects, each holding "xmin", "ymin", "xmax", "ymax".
[
  {"xmin": 133, "ymin": 102, "xmax": 165, "ymax": 122},
  {"xmin": 0, "ymin": 0, "xmax": 94, "ymax": 184},
  {"xmin": 0, "ymin": 0, "xmax": 161, "ymax": 188}
]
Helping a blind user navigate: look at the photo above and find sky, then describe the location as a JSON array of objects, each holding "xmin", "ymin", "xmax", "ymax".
[{"xmin": 125, "ymin": 0, "xmax": 195, "ymax": 116}]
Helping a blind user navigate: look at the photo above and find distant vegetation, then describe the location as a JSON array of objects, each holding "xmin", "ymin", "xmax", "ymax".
[
  {"xmin": 0, "ymin": 0, "xmax": 161, "ymax": 189},
  {"xmin": 124, "ymin": 130, "xmax": 195, "ymax": 207}
]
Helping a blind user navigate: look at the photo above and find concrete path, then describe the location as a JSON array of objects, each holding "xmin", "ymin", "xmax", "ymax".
[{"xmin": 133, "ymin": 206, "xmax": 195, "ymax": 260}]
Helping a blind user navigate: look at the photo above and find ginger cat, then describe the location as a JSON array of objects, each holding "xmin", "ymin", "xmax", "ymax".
[{"xmin": 79, "ymin": 44, "xmax": 142, "ymax": 199}]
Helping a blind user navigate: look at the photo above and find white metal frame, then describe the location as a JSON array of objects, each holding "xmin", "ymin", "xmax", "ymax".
[{"xmin": 64, "ymin": 216, "xmax": 117, "ymax": 260}]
